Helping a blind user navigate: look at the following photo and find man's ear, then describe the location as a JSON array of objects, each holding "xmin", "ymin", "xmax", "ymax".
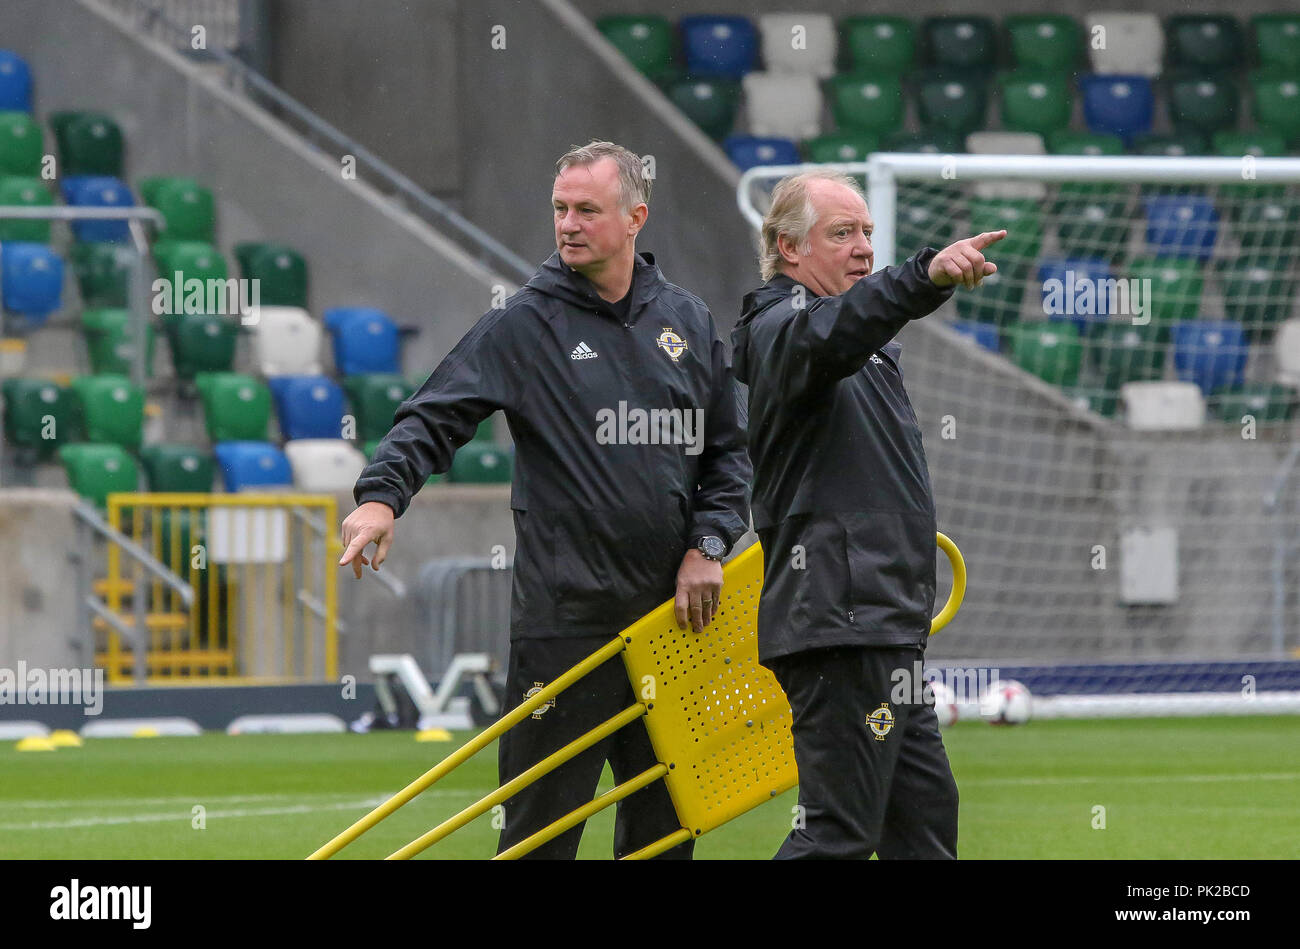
[
  {"xmin": 627, "ymin": 202, "xmax": 648, "ymax": 236},
  {"xmin": 777, "ymin": 231, "xmax": 803, "ymax": 267}
]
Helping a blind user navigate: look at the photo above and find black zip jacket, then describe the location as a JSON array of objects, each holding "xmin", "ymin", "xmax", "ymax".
[
  {"xmin": 354, "ymin": 251, "xmax": 751, "ymax": 639},
  {"xmin": 731, "ymin": 249, "xmax": 954, "ymax": 661}
]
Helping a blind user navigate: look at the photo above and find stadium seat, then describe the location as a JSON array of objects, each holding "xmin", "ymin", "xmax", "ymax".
[
  {"xmin": 283, "ymin": 439, "xmax": 369, "ymax": 493},
  {"xmin": 1054, "ymin": 193, "xmax": 1132, "ymax": 264},
  {"xmin": 139, "ymin": 443, "xmax": 214, "ymax": 493},
  {"xmin": 722, "ymin": 135, "xmax": 799, "ymax": 171},
  {"xmin": 1, "ymin": 241, "xmax": 63, "ymax": 320},
  {"xmin": 58, "ymin": 443, "xmax": 138, "ymax": 507},
  {"xmin": 0, "ymin": 111, "xmax": 42, "ymax": 176},
  {"xmin": 801, "ymin": 132, "xmax": 879, "ymax": 164},
  {"xmin": 1166, "ymin": 16, "xmax": 1244, "ymax": 71},
  {"xmin": 0, "ymin": 176, "xmax": 53, "ymax": 242},
  {"xmin": 234, "ymin": 241, "xmax": 308, "ymax": 309},
  {"xmin": 60, "ymin": 175, "xmax": 134, "ymax": 243},
  {"xmin": 946, "ymin": 318, "xmax": 1001, "ymax": 353},
  {"xmin": 883, "ymin": 129, "xmax": 965, "ymax": 154},
  {"xmin": 81, "ymin": 308, "xmax": 154, "ymax": 377},
  {"xmin": 1212, "ymin": 129, "xmax": 1287, "ymax": 157},
  {"xmin": 1250, "ymin": 73, "xmax": 1300, "ymax": 146},
  {"xmin": 195, "ymin": 372, "xmax": 271, "ymax": 442},
  {"xmin": 922, "ymin": 16, "xmax": 996, "ymax": 69},
  {"xmin": 679, "ymin": 15, "xmax": 759, "ymax": 79},
  {"xmin": 1275, "ymin": 319, "xmax": 1300, "ymax": 388},
  {"xmin": 914, "ymin": 72, "xmax": 988, "ymax": 137},
  {"xmin": 1120, "ymin": 381, "xmax": 1205, "ymax": 430},
  {"xmin": 70, "ymin": 374, "xmax": 144, "ymax": 449},
  {"xmin": 1252, "ymin": 14, "xmax": 1300, "ymax": 73},
  {"xmin": 152, "ymin": 241, "xmax": 228, "ymax": 322},
  {"xmin": 742, "ymin": 72, "xmax": 823, "ymax": 140},
  {"xmin": 1234, "ymin": 197, "xmax": 1300, "ymax": 259},
  {"xmin": 999, "ymin": 72, "xmax": 1073, "ymax": 136},
  {"xmin": 969, "ymin": 197, "xmax": 1042, "ymax": 264},
  {"xmin": 839, "ymin": 16, "xmax": 914, "ymax": 74},
  {"xmin": 1209, "ymin": 383, "xmax": 1297, "ymax": 424},
  {"xmin": 139, "ymin": 176, "xmax": 216, "ymax": 243},
  {"xmin": 895, "ymin": 197, "xmax": 951, "ymax": 257},
  {"xmin": 1143, "ymin": 195, "xmax": 1218, "ymax": 259},
  {"xmin": 596, "ymin": 15, "xmax": 677, "ymax": 85},
  {"xmin": 827, "ymin": 73, "xmax": 904, "ymax": 138},
  {"xmin": 953, "ymin": 262, "xmax": 1027, "ymax": 327},
  {"xmin": 0, "ymin": 51, "xmax": 33, "ymax": 112},
  {"xmin": 166, "ymin": 311, "xmax": 239, "ymax": 379},
  {"xmin": 1084, "ymin": 13, "xmax": 1163, "ymax": 77},
  {"xmin": 342, "ymin": 373, "xmax": 411, "ymax": 441},
  {"xmin": 1171, "ymin": 321, "xmax": 1248, "ymax": 394},
  {"xmin": 50, "ymin": 111, "xmax": 124, "ymax": 177},
  {"xmin": 1167, "ymin": 75, "xmax": 1238, "ymax": 137},
  {"xmin": 1005, "ymin": 15, "xmax": 1081, "ymax": 71},
  {"xmin": 1132, "ymin": 131, "xmax": 1211, "ymax": 158},
  {"xmin": 1037, "ymin": 257, "xmax": 1115, "ymax": 334},
  {"xmin": 250, "ymin": 305, "xmax": 323, "ymax": 376},
  {"xmin": 1125, "ymin": 257, "xmax": 1204, "ymax": 329},
  {"xmin": 449, "ymin": 441, "xmax": 513, "ymax": 483},
  {"xmin": 268, "ymin": 374, "xmax": 346, "ymax": 441},
  {"xmin": 665, "ymin": 77, "xmax": 740, "ymax": 140},
  {"xmin": 1089, "ymin": 321, "xmax": 1168, "ymax": 387},
  {"xmin": 1, "ymin": 378, "xmax": 80, "ymax": 456},
  {"xmin": 1216, "ymin": 258, "xmax": 1295, "ymax": 343},
  {"xmin": 324, "ymin": 306, "xmax": 402, "ymax": 375},
  {"xmin": 757, "ymin": 13, "xmax": 836, "ymax": 77},
  {"xmin": 71, "ymin": 241, "xmax": 133, "ymax": 308},
  {"xmin": 1079, "ymin": 75, "xmax": 1154, "ymax": 143},
  {"xmin": 1008, "ymin": 321, "xmax": 1084, "ymax": 386},
  {"xmin": 1062, "ymin": 386, "xmax": 1119, "ymax": 418},
  {"xmin": 212, "ymin": 441, "xmax": 292, "ymax": 491}
]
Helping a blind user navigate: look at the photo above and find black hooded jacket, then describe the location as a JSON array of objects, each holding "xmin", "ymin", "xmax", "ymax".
[
  {"xmin": 731, "ymin": 249, "xmax": 954, "ymax": 661},
  {"xmin": 354, "ymin": 251, "xmax": 751, "ymax": 639}
]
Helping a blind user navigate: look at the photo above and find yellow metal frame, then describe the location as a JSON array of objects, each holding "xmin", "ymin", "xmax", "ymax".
[{"xmin": 308, "ymin": 533, "xmax": 966, "ymax": 860}]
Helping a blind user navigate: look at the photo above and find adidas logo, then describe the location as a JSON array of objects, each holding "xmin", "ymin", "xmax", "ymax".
[
  {"xmin": 570, "ymin": 342, "xmax": 598, "ymax": 360},
  {"xmin": 869, "ymin": 353, "xmax": 884, "ymax": 364}
]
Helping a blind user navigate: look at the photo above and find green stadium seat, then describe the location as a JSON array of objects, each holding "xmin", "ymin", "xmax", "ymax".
[
  {"xmin": 58, "ymin": 443, "xmax": 138, "ymax": 508},
  {"xmin": 152, "ymin": 241, "xmax": 228, "ymax": 329},
  {"xmin": 70, "ymin": 374, "xmax": 144, "ymax": 449},
  {"xmin": 233, "ymin": 241, "xmax": 308, "ymax": 308},
  {"xmin": 1209, "ymin": 384, "xmax": 1297, "ymax": 423},
  {"xmin": 665, "ymin": 77, "xmax": 740, "ymax": 140},
  {"xmin": 1061, "ymin": 385, "xmax": 1119, "ymax": 418},
  {"xmin": 953, "ymin": 261, "xmax": 1028, "ymax": 327},
  {"xmin": 827, "ymin": 74, "xmax": 904, "ymax": 136},
  {"xmin": 923, "ymin": 16, "xmax": 997, "ymax": 69},
  {"xmin": 1125, "ymin": 258, "xmax": 1205, "ymax": 330},
  {"xmin": 0, "ymin": 111, "xmax": 42, "ymax": 177},
  {"xmin": 839, "ymin": 16, "xmax": 915, "ymax": 74},
  {"xmin": 1, "ymin": 377, "xmax": 80, "ymax": 457},
  {"xmin": 1054, "ymin": 195, "xmax": 1132, "ymax": 264},
  {"xmin": 1088, "ymin": 321, "xmax": 1168, "ymax": 387},
  {"xmin": 342, "ymin": 373, "xmax": 412, "ymax": 442},
  {"xmin": 195, "ymin": 372, "xmax": 271, "ymax": 442},
  {"xmin": 1216, "ymin": 257, "xmax": 1295, "ymax": 343},
  {"xmin": 915, "ymin": 72, "xmax": 989, "ymax": 137},
  {"xmin": 1166, "ymin": 16, "xmax": 1244, "ymax": 71},
  {"xmin": 968, "ymin": 197, "xmax": 1042, "ymax": 264},
  {"xmin": 1252, "ymin": 14, "xmax": 1300, "ymax": 73},
  {"xmin": 0, "ymin": 176, "xmax": 52, "ymax": 242},
  {"xmin": 81, "ymin": 308, "xmax": 155, "ymax": 377},
  {"xmin": 895, "ymin": 196, "xmax": 951, "ymax": 257},
  {"xmin": 1009, "ymin": 322, "xmax": 1084, "ymax": 386},
  {"xmin": 801, "ymin": 131, "xmax": 879, "ymax": 164},
  {"xmin": 1212, "ymin": 129, "xmax": 1287, "ymax": 157},
  {"xmin": 1234, "ymin": 197, "xmax": 1300, "ymax": 259},
  {"xmin": 165, "ymin": 311, "xmax": 239, "ymax": 379},
  {"xmin": 1048, "ymin": 130, "xmax": 1125, "ymax": 156},
  {"xmin": 1133, "ymin": 133, "xmax": 1211, "ymax": 198},
  {"xmin": 139, "ymin": 443, "xmax": 214, "ymax": 493},
  {"xmin": 883, "ymin": 129, "xmax": 966, "ymax": 154},
  {"xmin": 1250, "ymin": 73, "xmax": 1300, "ymax": 146},
  {"xmin": 596, "ymin": 15, "xmax": 677, "ymax": 85},
  {"xmin": 71, "ymin": 241, "xmax": 134, "ymax": 308},
  {"xmin": 1005, "ymin": 15, "xmax": 1081, "ymax": 71},
  {"xmin": 50, "ymin": 110, "xmax": 124, "ymax": 177},
  {"xmin": 449, "ymin": 441, "xmax": 512, "ymax": 483},
  {"xmin": 999, "ymin": 72, "xmax": 1073, "ymax": 136},
  {"xmin": 1167, "ymin": 75, "xmax": 1239, "ymax": 136},
  {"xmin": 140, "ymin": 176, "xmax": 216, "ymax": 243}
]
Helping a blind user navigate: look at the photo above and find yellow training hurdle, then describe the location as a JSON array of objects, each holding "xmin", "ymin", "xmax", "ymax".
[
  {"xmin": 102, "ymin": 492, "xmax": 341, "ymax": 684},
  {"xmin": 309, "ymin": 532, "xmax": 966, "ymax": 860}
]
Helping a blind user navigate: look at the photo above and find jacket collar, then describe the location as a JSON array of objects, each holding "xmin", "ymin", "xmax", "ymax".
[{"xmin": 528, "ymin": 250, "xmax": 665, "ymax": 324}]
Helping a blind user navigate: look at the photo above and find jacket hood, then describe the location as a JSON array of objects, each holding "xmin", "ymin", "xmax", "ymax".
[
  {"xmin": 734, "ymin": 274, "xmax": 803, "ymax": 385},
  {"xmin": 526, "ymin": 250, "xmax": 667, "ymax": 324}
]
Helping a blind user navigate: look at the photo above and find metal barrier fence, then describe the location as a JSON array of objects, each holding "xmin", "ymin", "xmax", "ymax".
[
  {"xmin": 416, "ymin": 557, "xmax": 512, "ymax": 682},
  {"xmin": 102, "ymin": 492, "xmax": 340, "ymax": 683}
]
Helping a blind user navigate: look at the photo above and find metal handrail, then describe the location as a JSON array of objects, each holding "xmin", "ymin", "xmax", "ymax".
[{"xmin": 73, "ymin": 501, "xmax": 195, "ymax": 608}]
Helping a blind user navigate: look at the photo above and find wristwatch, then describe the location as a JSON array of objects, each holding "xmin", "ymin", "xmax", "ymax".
[{"xmin": 694, "ymin": 535, "xmax": 727, "ymax": 561}]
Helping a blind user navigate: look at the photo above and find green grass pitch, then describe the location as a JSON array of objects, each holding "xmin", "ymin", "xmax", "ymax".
[{"xmin": 2, "ymin": 715, "xmax": 1297, "ymax": 859}]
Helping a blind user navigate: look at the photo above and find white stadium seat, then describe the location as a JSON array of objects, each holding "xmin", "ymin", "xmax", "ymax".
[
  {"xmin": 1086, "ymin": 13, "xmax": 1164, "ymax": 77},
  {"xmin": 251, "ymin": 306, "xmax": 323, "ymax": 376},
  {"xmin": 758, "ymin": 13, "xmax": 837, "ymax": 77},
  {"xmin": 967, "ymin": 132, "xmax": 1047, "ymax": 200},
  {"xmin": 283, "ymin": 439, "xmax": 369, "ymax": 493},
  {"xmin": 1121, "ymin": 381, "xmax": 1205, "ymax": 431},
  {"xmin": 743, "ymin": 71, "xmax": 824, "ymax": 141},
  {"xmin": 1273, "ymin": 318, "xmax": 1300, "ymax": 388}
]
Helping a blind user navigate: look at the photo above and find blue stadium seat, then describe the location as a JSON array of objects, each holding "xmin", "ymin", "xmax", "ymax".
[
  {"xmin": 59, "ymin": 175, "xmax": 134, "ymax": 243},
  {"xmin": 323, "ymin": 306, "xmax": 401, "ymax": 375},
  {"xmin": 947, "ymin": 319, "xmax": 1000, "ymax": 353},
  {"xmin": 722, "ymin": 135, "xmax": 799, "ymax": 171},
  {"xmin": 680, "ymin": 15, "xmax": 759, "ymax": 78},
  {"xmin": 0, "ymin": 50, "xmax": 33, "ymax": 112},
  {"xmin": 1037, "ymin": 257, "xmax": 1115, "ymax": 333},
  {"xmin": 1144, "ymin": 195, "xmax": 1219, "ymax": 260},
  {"xmin": 1, "ymin": 242, "xmax": 63, "ymax": 320},
  {"xmin": 1171, "ymin": 321, "xmax": 1248, "ymax": 394},
  {"xmin": 267, "ymin": 375, "xmax": 346, "ymax": 441},
  {"xmin": 213, "ymin": 441, "xmax": 293, "ymax": 491},
  {"xmin": 1078, "ymin": 75, "xmax": 1154, "ymax": 143}
]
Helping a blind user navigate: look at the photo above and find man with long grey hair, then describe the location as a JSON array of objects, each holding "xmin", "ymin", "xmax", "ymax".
[{"xmin": 733, "ymin": 169, "xmax": 1005, "ymax": 859}]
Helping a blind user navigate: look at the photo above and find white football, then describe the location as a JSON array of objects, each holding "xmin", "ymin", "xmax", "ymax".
[
  {"xmin": 979, "ymin": 679, "xmax": 1033, "ymax": 725},
  {"xmin": 927, "ymin": 678, "xmax": 959, "ymax": 727}
]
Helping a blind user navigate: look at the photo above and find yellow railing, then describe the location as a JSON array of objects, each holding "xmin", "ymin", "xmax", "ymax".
[{"xmin": 102, "ymin": 492, "xmax": 341, "ymax": 684}]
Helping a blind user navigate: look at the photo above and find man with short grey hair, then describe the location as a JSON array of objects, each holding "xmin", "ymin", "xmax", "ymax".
[{"xmin": 341, "ymin": 141, "xmax": 750, "ymax": 859}]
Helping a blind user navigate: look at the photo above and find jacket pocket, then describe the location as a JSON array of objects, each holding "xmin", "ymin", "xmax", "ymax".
[{"xmin": 843, "ymin": 510, "xmax": 936, "ymax": 635}]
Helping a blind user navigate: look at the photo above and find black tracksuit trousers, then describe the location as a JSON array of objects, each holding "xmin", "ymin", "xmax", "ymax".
[{"xmin": 764, "ymin": 644, "xmax": 959, "ymax": 860}]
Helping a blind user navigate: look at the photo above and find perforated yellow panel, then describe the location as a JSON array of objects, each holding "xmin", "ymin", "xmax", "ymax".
[{"xmin": 619, "ymin": 542, "xmax": 797, "ymax": 837}]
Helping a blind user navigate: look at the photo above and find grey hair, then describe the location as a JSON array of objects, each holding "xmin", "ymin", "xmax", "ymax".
[
  {"xmin": 554, "ymin": 141, "xmax": 651, "ymax": 214},
  {"xmin": 758, "ymin": 170, "xmax": 866, "ymax": 281}
]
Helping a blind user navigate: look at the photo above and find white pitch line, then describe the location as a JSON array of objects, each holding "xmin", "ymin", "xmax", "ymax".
[
  {"xmin": 0, "ymin": 789, "xmax": 484, "ymax": 811},
  {"xmin": 0, "ymin": 797, "xmax": 406, "ymax": 831},
  {"xmin": 961, "ymin": 771, "xmax": 1300, "ymax": 787}
]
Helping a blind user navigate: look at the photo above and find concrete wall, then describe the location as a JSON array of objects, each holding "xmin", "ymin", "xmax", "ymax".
[{"xmin": 0, "ymin": 491, "xmax": 82, "ymax": 670}]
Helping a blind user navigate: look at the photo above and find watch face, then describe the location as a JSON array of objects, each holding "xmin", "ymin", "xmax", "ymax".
[{"xmin": 700, "ymin": 536, "xmax": 726, "ymax": 559}]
